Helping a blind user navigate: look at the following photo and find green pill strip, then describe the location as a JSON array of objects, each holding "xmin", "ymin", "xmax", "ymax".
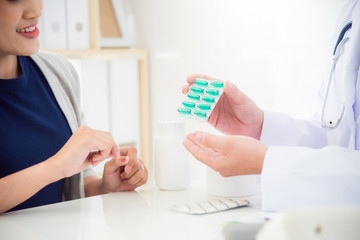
[
  {"xmin": 210, "ymin": 81, "xmax": 224, "ymax": 88},
  {"xmin": 194, "ymin": 79, "xmax": 208, "ymax": 87}
]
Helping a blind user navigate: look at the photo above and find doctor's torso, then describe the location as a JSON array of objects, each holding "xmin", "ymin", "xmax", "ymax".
[{"xmin": 325, "ymin": 0, "xmax": 360, "ymax": 149}]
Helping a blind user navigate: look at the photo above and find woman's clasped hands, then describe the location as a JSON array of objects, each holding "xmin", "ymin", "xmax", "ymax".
[{"xmin": 49, "ymin": 126, "xmax": 148, "ymax": 194}]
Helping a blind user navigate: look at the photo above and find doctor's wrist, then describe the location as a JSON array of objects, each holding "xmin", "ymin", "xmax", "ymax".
[{"xmin": 255, "ymin": 144, "xmax": 267, "ymax": 174}]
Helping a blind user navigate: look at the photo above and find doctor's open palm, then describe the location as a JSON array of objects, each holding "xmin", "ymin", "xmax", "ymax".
[
  {"xmin": 183, "ymin": 131, "xmax": 268, "ymax": 176},
  {"xmin": 183, "ymin": 74, "xmax": 264, "ymax": 140}
]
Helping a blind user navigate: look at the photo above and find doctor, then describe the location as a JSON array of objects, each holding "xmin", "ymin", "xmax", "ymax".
[{"xmin": 183, "ymin": 0, "xmax": 360, "ymax": 211}]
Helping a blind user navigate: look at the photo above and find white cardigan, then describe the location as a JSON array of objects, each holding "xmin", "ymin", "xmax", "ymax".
[{"xmin": 31, "ymin": 51, "xmax": 97, "ymax": 201}]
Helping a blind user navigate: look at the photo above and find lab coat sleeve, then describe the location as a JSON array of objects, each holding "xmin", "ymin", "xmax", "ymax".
[
  {"xmin": 260, "ymin": 111, "xmax": 328, "ymax": 148},
  {"xmin": 261, "ymin": 145, "xmax": 360, "ymax": 212}
]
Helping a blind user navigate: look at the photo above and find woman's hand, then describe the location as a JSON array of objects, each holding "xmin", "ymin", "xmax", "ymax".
[
  {"xmin": 101, "ymin": 147, "xmax": 148, "ymax": 192},
  {"xmin": 183, "ymin": 74, "xmax": 264, "ymax": 140},
  {"xmin": 183, "ymin": 131, "xmax": 268, "ymax": 177},
  {"xmin": 49, "ymin": 125, "xmax": 121, "ymax": 179}
]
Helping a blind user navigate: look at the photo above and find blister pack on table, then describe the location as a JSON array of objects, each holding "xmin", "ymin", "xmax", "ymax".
[{"xmin": 170, "ymin": 198, "xmax": 249, "ymax": 215}]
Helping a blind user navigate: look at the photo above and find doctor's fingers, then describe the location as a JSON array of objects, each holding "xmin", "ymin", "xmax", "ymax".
[
  {"xmin": 191, "ymin": 131, "xmax": 228, "ymax": 150},
  {"xmin": 222, "ymin": 80, "xmax": 247, "ymax": 106},
  {"xmin": 183, "ymin": 136, "xmax": 219, "ymax": 168}
]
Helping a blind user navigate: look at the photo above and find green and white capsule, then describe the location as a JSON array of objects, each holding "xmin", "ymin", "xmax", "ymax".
[
  {"xmin": 187, "ymin": 92, "xmax": 200, "ymax": 101},
  {"xmin": 194, "ymin": 110, "xmax": 207, "ymax": 118},
  {"xmin": 202, "ymin": 96, "xmax": 215, "ymax": 103},
  {"xmin": 206, "ymin": 89, "xmax": 220, "ymax": 96},
  {"xmin": 210, "ymin": 81, "xmax": 224, "ymax": 88},
  {"xmin": 190, "ymin": 86, "xmax": 204, "ymax": 94},
  {"xmin": 182, "ymin": 101, "xmax": 196, "ymax": 108},
  {"xmin": 197, "ymin": 103, "xmax": 211, "ymax": 111},
  {"xmin": 177, "ymin": 107, "xmax": 192, "ymax": 115},
  {"xmin": 194, "ymin": 79, "xmax": 208, "ymax": 87}
]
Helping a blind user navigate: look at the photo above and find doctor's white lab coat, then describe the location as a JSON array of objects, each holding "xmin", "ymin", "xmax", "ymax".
[{"xmin": 260, "ymin": 0, "xmax": 360, "ymax": 212}]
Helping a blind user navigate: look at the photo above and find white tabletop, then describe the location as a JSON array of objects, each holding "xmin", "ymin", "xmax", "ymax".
[{"xmin": 0, "ymin": 181, "xmax": 261, "ymax": 240}]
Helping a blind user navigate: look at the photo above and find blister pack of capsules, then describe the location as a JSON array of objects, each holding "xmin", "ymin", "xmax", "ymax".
[
  {"xmin": 177, "ymin": 78, "xmax": 224, "ymax": 120},
  {"xmin": 170, "ymin": 198, "xmax": 249, "ymax": 215}
]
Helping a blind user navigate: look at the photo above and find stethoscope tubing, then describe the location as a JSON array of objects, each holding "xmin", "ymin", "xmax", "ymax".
[{"xmin": 320, "ymin": 22, "xmax": 352, "ymax": 129}]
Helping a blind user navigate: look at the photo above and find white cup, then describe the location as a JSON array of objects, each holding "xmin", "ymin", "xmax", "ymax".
[
  {"xmin": 206, "ymin": 167, "xmax": 256, "ymax": 198},
  {"xmin": 153, "ymin": 121, "xmax": 190, "ymax": 190}
]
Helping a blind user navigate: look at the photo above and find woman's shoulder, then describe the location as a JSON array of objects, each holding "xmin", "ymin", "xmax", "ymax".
[
  {"xmin": 30, "ymin": 51, "xmax": 78, "ymax": 82},
  {"xmin": 31, "ymin": 51, "xmax": 71, "ymax": 68},
  {"xmin": 30, "ymin": 51, "xmax": 81, "ymax": 97}
]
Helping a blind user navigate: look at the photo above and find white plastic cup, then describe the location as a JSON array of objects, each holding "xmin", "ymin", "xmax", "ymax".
[
  {"xmin": 153, "ymin": 121, "xmax": 190, "ymax": 190},
  {"xmin": 206, "ymin": 167, "xmax": 256, "ymax": 198}
]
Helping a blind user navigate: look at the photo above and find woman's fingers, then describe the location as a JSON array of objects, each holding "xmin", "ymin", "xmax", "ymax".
[
  {"xmin": 103, "ymin": 156, "xmax": 129, "ymax": 174},
  {"xmin": 119, "ymin": 147, "xmax": 139, "ymax": 175},
  {"xmin": 85, "ymin": 129, "xmax": 120, "ymax": 164},
  {"xmin": 123, "ymin": 162, "xmax": 147, "ymax": 186}
]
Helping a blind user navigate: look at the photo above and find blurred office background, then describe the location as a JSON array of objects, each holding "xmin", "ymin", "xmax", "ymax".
[{"xmin": 128, "ymin": 0, "xmax": 352, "ymax": 179}]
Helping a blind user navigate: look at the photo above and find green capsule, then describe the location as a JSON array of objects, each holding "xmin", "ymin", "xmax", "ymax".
[
  {"xmin": 194, "ymin": 110, "xmax": 207, "ymax": 118},
  {"xmin": 191, "ymin": 86, "xmax": 204, "ymax": 94},
  {"xmin": 194, "ymin": 79, "xmax": 208, "ymax": 87},
  {"xmin": 202, "ymin": 96, "xmax": 215, "ymax": 103},
  {"xmin": 187, "ymin": 92, "xmax": 200, "ymax": 101},
  {"xmin": 182, "ymin": 101, "xmax": 195, "ymax": 108},
  {"xmin": 197, "ymin": 103, "xmax": 211, "ymax": 111},
  {"xmin": 177, "ymin": 107, "xmax": 191, "ymax": 115},
  {"xmin": 206, "ymin": 89, "xmax": 220, "ymax": 96},
  {"xmin": 210, "ymin": 81, "xmax": 224, "ymax": 88}
]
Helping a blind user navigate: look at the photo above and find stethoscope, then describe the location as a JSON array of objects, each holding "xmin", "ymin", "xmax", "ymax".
[{"xmin": 320, "ymin": 21, "xmax": 352, "ymax": 129}]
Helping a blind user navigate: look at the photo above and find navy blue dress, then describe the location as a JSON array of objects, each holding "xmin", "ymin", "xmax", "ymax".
[{"xmin": 0, "ymin": 56, "xmax": 72, "ymax": 211}]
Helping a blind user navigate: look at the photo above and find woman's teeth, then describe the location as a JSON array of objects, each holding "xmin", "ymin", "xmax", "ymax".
[{"xmin": 16, "ymin": 26, "xmax": 36, "ymax": 33}]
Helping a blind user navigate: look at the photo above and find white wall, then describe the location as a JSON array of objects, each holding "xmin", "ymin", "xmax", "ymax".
[{"xmin": 127, "ymin": 0, "xmax": 353, "ymax": 179}]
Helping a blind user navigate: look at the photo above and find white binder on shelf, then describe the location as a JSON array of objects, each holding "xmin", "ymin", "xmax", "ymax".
[
  {"xmin": 41, "ymin": 0, "xmax": 67, "ymax": 50},
  {"xmin": 108, "ymin": 59, "xmax": 140, "ymax": 149},
  {"xmin": 80, "ymin": 59, "xmax": 111, "ymax": 132},
  {"xmin": 65, "ymin": 0, "xmax": 90, "ymax": 49}
]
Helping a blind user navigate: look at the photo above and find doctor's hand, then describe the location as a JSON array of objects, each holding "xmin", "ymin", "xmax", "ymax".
[
  {"xmin": 183, "ymin": 74, "xmax": 264, "ymax": 140},
  {"xmin": 101, "ymin": 147, "xmax": 148, "ymax": 192},
  {"xmin": 183, "ymin": 131, "xmax": 268, "ymax": 177}
]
